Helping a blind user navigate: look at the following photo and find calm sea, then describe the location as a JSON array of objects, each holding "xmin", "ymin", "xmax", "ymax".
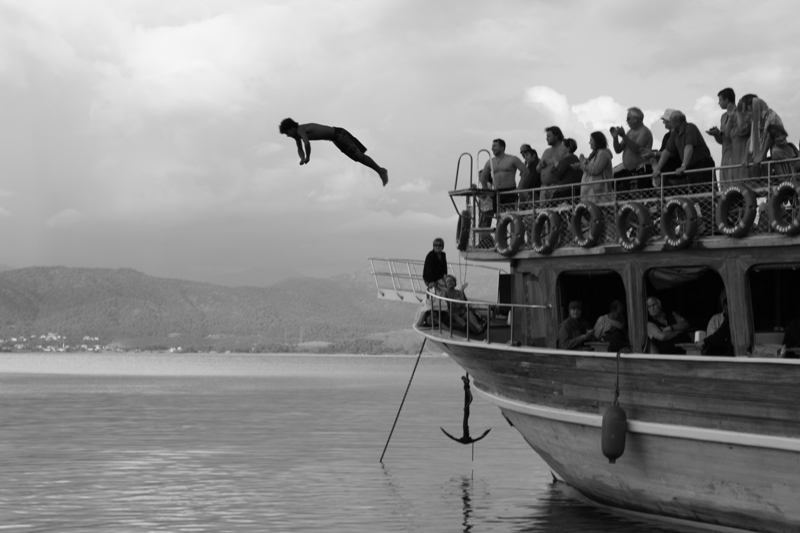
[{"xmin": 0, "ymin": 352, "xmax": 691, "ymax": 532}]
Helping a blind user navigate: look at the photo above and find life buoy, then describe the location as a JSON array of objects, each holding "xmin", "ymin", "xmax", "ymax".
[
  {"xmin": 716, "ymin": 184, "xmax": 757, "ymax": 238},
  {"xmin": 494, "ymin": 213, "xmax": 525, "ymax": 256},
  {"xmin": 456, "ymin": 210, "xmax": 472, "ymax": 251},
  {"xmin": 571, "ymin": 201, "xmax": 604, "ymax": 248},
  {"xmin": 616, "ymin": 202, "xmax": 651, "ymax": 251},
  {"xmin": 532, "ymin": 210, "xmax": 561, "ymax": 254},
  {"xmin": 768, "ymin": 181, "xmax": 800, "ymax": 236},
  {"xmin": 660, "ymin": 197, "xmax": 698, "ymax": 249}
]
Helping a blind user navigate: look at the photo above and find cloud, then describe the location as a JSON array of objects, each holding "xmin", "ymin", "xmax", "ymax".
[
  {"xmin": 45, "ymin": 208, "xmax": 86, "ymax": 228},
  {"xmin": 524, "ymin": 86, "xmax": 571, "ymax": 125},
  {"xmin": 0, "ymin": 207, "xmax": 11, "ymax": 218},
  {"xmin": 572, "ymin": 96, "xmax": 626, "ymax": 131},
  {"xmin": 395, "ymin": 178, "xmax": 431, "ymax": 193}
]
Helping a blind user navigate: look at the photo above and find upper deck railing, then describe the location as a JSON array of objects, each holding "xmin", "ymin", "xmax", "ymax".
[{"xmin": 449, "ymin": 156, "xmax": 800, "ymax": 256}]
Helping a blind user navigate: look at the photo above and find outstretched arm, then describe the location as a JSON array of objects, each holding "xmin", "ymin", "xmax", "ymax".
[{"xmin": 298, "ymin": 129, "xmax": 311, "ymax": 165}]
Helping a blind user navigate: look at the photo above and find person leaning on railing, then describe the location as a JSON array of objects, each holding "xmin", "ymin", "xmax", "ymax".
[
  {"xmin": 766, "ymin": 124, "xmax": 800, "ymax": 177},
  {"xmin": 651, "ymin": 111, "xmax": 715, "ymax": 188},
  {"xmin": 443, "ymin": 275, "xmax": 486, "ymax": 335}
]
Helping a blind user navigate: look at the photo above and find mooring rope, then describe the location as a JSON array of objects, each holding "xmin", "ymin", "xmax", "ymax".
[{"xmin": 379, "ymin": 337, "xmax": 427, "ymax": 463}]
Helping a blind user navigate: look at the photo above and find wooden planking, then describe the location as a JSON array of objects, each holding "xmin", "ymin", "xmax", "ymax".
[
  {"xmin": 504, "ymin": 409, "xmax": 800, "ymax": 533},
  {"xmin": 442, "ymin": 341, "xmax": 800, "ymax": 437}
]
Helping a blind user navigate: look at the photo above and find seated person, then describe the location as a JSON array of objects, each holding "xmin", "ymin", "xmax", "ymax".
[
  {"xmin": 701, "ymin": 306, "xmax": 735, "ymax": 357},
  {"xmin": 781, "ymin": 315, "xmax": 800, "ymax": 358},
  {"xmin": 593, "ymin": 300, "xmax": 630, "ymax": 351},
  {"xmin": 646, "ymin": 297, "xmax": 691, "ymax": 354},
  {"xmin": 766, "ymin": 124, "xmax": 800, "ymax": 177},
  {"xmin": 706, "ymin": 290, "xmax": 728, "ymax": 336},
  {"xmin": 442, "ymin": 275, "xmax": 484, "ymax": 334},
  {"xmin": 558, "ymin": 300, "xmax": 595, "ymax": 349}
]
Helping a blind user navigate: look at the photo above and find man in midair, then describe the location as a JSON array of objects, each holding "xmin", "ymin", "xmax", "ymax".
[{"xmin": 279, "ymin": 118, "xmax": 388, "ymax": 186}]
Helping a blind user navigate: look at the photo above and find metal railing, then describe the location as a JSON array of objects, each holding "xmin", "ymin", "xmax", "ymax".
[
  {"xmin": 368, "ymin": 257, "xmax": 507, "ymax": 303},
  {"xmin": 424, "ymin": 289, "xmax": 550, "ymax": 343},
  {"xmin": 450, "ymin": 157, "xmax": 800, "ymax": 253}
]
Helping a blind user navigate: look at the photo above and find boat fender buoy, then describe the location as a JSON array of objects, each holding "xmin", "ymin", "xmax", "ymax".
[
  {"xmin": 716, "ymin": 185, "xmax": 757, "ymax": 238},
  {"xmin": 660, "ymin": 197, "xmax": 698, "ymax": 249},
  {"xmin": 571, "ymin": 201, "xmax": 604, "ymax": 248},
  {"xmin": 532, "ymin": 210, "xmax": 561, "ymax": 254},
  {"xmin": 456, "ymin": 210, "xmax": 472, "ymax": 251},
  {"xmin": 768, "ymin": 181, "xmax": 800, "ymax": 236},
  {"xmin": 616, "ymin": 202, "xmax": 652, "ymax": 252},
  {"xmin": 494, "ymin": 213, "xmax": 525, "ymax": 257},
  {"xmin": 601, "ymin": 404, "xmax": 627, "ymax": 464}
]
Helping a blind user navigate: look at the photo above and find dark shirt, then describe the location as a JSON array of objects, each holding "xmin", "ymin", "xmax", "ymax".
[
  {"xmin": 666, "ymin": 123, "xmax": 713, "ymax": 168},
  {"xmin": 648, "ymin": 313, "xmax": 690, "ymax": 355},
  {"xmin": 422, "ymin": 250, "xmax": 447, "ymax": 286},
  {"xmin": 784, "ymin": 316, "xmax": 800, "ymax": 348},
  {"xmin": 559, "ymin": 316, "xmax": 592, "ymax": 350},
  {"xmin": 659, "ymin": 132, "xmax": 682, "ymax": 173},
  {"xmin": 553, "ymin": 154, "xmax": 583, "ymax": 191},
  {"xmin": 702, "ymin": 316, "xmax": 733, "ymax": 356},
  {"xmin": 519, "ymin": 158, "xmax": 541, "ymax": 190}
]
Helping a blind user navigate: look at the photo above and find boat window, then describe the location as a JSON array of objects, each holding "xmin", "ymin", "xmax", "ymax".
[
  {"xmin": 748, "ymin": 264, "xmax": 800, "ymax": 339},
  {"xmin": 644, "ymin": 267, "xmax": 725, "ymax": 335},
  {"xmin": 557, "ymin": 270, "xmax": 627, "ymax": 327}
]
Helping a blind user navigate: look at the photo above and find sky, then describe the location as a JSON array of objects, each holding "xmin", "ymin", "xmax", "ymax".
[{"xmin": 1, "ymin": 0, "xmax": 799, "ymax": 285}]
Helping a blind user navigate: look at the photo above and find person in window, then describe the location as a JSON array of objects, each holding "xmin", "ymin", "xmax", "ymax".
[
  {"xmin": 646, "ymin": 297, "xmax": 691, "ymax": 354},
  {"xmin": 423, "ymin": 238, "xmax": 448, "ymax": 291},
  {"xmin": 706, "ymin": 291, "xmax": 728, "ymax": 336},
  {"xmin": 559, "ymin": 301, "xmax": 595, "ymax": 350},
  {"xmin": 594, "ymin": 300, "xmax": 630, "ymax": 352},
  {"xmin": 700, "ymin": 295, "xmax": 733, "ymax": 356},
  {"xmin": 781, "ymin": 316, "xmax": 800, "ymax": 358}
]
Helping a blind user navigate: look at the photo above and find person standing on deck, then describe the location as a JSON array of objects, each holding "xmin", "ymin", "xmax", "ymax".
[
  {"xmin": 651, "ymin": 111, "xmax": 715, "ymax": 187},
  {"xmin": 517, "ymin": 144, "xmax": 541, "ymax": 202},
  {"xmin": 643, "ymin": 109, "xmax": 682, "ymax": 188},
  {"xmin": 609, "ymin": 107, "xmax": 653, "ymax": 191},
  {"xmin": 279, "ymin": 118, "xmax": 388, "ymax": 186},
  {"xmin": 706, "ymin": 88, "xmax": 737, "ymax": 183},
  {"xmin": 479, "ymin": 138, "xmax": 529, "ymax": 212},
  {"xmin": 537, "ymin": 126, "xmax": 569, "ymax": 199},
  {"xmin": 423, "ymin": 238, "xmax": 448, "ymax": 291}
]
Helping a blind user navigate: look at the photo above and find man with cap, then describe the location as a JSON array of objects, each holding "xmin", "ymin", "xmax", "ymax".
[
  {"xmin": 558, "ymin": 300, "xmax": 595, "ymax": 350},
  {"xmin": 652, "ymin": 111, "xmax": 716, "ymax": 188},
  {"xmin": 644, "ymin": 109, "xmax": 683, "ymax": 188},
  {"xmin": 517, "ymin": 144, "xmax": 541, "ymax": 201}
]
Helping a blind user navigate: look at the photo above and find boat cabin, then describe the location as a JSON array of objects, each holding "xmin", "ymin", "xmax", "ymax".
[{"xmin": 433, "ymin": 152, "xmax": 800, "ymax": 357}]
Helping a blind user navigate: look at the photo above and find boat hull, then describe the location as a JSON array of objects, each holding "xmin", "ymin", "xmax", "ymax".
[{"xmin": 427, "ymin": 334, "xmax": 800, "ymax": 533}]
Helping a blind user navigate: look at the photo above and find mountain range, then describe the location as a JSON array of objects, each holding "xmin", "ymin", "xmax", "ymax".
[{"xmin": 0, "ymin": 266, "xmax": 424, "ymax": 353}]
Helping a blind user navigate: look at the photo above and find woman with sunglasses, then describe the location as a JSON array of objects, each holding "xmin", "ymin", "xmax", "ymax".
[{"xmin": 423, "ymin": 238, "xmax": 448, "ymax": 291}]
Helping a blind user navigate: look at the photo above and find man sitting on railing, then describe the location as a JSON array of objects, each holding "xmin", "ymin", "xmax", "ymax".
[
  {"xmin": 558, "ymin": 301, "xmax": 595, "ymax": 350},
  {"xmin": 651, "ymin": 111, "xmax": 716, "ymax": 188}
]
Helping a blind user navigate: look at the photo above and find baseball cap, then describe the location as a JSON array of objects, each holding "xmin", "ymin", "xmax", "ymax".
[
  {"xmin": 661, "ymin": 109, "xmax": 677, "ymax": 121},
  {"xmin": 569, "ymin": 301, "xmax": 583, "ymax": 310},
  {"xmin": 520, "ymin": 144, "xmax": 533, "ymax": 153}
]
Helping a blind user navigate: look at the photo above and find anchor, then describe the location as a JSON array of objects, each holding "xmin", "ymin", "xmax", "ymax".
[{"xmin": 441, "ymin": 373, "xmax": 491, "ymax": 444}]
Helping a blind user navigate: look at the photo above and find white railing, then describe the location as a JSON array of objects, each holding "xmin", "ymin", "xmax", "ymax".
[
  {"xmin": 424, "ymin": 289, "xmax": 550, "ymax": 343},
  {"xmin": 367, "ymin": 257, "xmax": 507, "ymax": 303}
]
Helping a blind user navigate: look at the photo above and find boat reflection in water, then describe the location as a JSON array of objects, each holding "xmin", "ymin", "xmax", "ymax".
[{"xmin": 370, "ymin": 154, "xmax": 800, "ymax": 533}]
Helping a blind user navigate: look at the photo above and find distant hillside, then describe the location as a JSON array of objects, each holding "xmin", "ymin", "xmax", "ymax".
[{"xmin": 0, "ymin": 266, "xmax": 422, "ymax": 353}]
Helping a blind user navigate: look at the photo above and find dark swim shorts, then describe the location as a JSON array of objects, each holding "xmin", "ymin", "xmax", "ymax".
[{"xmin": 332, "ymin": 127, "xmax": 368, "ymax": 163}]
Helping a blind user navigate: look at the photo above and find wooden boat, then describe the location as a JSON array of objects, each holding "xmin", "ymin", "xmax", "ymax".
[{"xmin": 370, "ymin": 155, "xmax": 800, "ymax": 533}]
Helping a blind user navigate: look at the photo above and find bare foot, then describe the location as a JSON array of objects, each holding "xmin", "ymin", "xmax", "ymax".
[{"xmin": 379, "ymin": 169, "xmax": 389, "ymax": 187}]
